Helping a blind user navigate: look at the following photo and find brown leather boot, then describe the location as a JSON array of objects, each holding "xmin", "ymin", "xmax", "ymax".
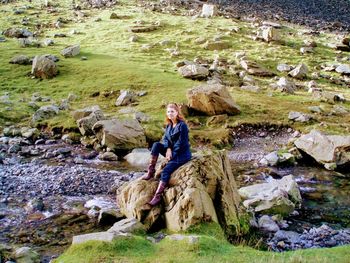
[
  {"xmin": 148, "ymin": 181, "xmax": 167, "ymax": 206},
  {"xmin": 141, "ymin": 155, "xmax": 158, "ymax": 180}
]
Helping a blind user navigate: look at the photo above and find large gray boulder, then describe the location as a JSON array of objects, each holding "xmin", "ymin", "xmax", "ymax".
[
  {"xmin": 115, "ymin": 90, "xmax": 137, "ymax": 106},
  {"xmin": 239, "ymin": 175, "xmax": 301, "ymax": 216},
  {"xmin": 294, "ymin": 130, "xmax": 350, "ymax": 169},
  {"xmin": 77, "ymin": 110, "xmax": 105, "ymax": 136},
  {"xmin": 117, "ymin": 151, "xmax": 249, "ymax": 236},
  {"xmin": 72, "ymin": 105, "xmax": 102, "ymax": 121},
  {"xmin": 92, "ymin": 119, "xmax": 147, "ymax": 151},
  {"xmin": 187, "ymin": 84, "xmax": 240, "ymax": 116},
  {"xmin": 31, "ymin": 55, "xmax": 58, "ymax": 79},
  {"xmin": 32, "ymin": 105, "xmax": 59, "ymax": 122},
  {"xmin": 73, "ymin": 105, "xmax": 105, "ymax": 135}
]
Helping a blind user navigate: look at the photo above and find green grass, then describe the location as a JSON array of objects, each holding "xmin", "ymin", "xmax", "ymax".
[{"xmin": 56, "ymin": 233, "xmax": 350, "ymax": 263}]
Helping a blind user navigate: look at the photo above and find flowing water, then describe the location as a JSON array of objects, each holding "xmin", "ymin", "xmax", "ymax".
[{"xmin": 1, "ymin": 126, "xmax": 349, "ymax": 261}]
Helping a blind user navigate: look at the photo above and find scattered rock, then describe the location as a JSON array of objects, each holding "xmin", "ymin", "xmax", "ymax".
[
  {"xmin": 61, "ymin": 44, "xmax": 80, "ymax": 58},
  {"xmin": 294, "ymin": 130, "xmax": 350, "ymax": 169},
  {"xmin": 240, "ymin": 59, "xmax": 275, "ymax": 77},
  {"xmin": 277, "ymin": 64, "xmax": 293, "ymax": 72},
  {"xmin": 92, "ymin": 119, "xmax": 147, "ymax": 151},
  {"xmin": 239, "ymin": 175, "xmax": 301, "ymax": 216},
  {"xmin": 72, "ymin": 105, "xmax": 103, "ymax": 121},
  {"xmin": 277, "ymin": 77, "xmax": 296, "ymax": 94},
  {"xmin": 18, "ymin": 37, "xmax": 40, "ymax": 48},
  {"xmin": 258, "ymin": 215, "xmax": 280, "ymax": 233},
  {"xmin": 77, "ymin": 110, "xmax": 105, "ymax": 136},
  {"xmin": 3, "ymin": 28, "xmax": 33, "ymax": 38},
  {"xmin": 13, "ymin": 247, "xmax": 40, "ymax": 263},
  {"xmin": 9, "ymin": 55, "xmax": 31, "ymax": 65},
  {"xmin": 260, "ymin": 150, "xmax": 296, "ymax": 166},
  {"xmin": 124, "ymin": 148, "xmax": 150, "ymax": 168},
  {"xmin": 288, "ymin": 63, "xmax": 308, "ymax": 79},
  {"xmin": 187, "ymin": 84, "xmax": 240, "ymax": 116},
  {"xmin": 134, "ymin": 112, "xmax": 150, "ymax": 123},
  {"xmin": 201, "ymin": 4, "xmax": 218, "ymax": 18},
  {"xmin": 107, "ymin": 218, "xmax": 145, "ymax": 234},
  {"xmin": 32, "ymin": 105, "xmax": 59, "ymax": 122},
  {"xmin": 178, "ymin": 64, "xmax": 209, "ymax": 80},
  {"xmin": 31, "ymin": 55, "xmax": 58, "ymax": 79},
  {"xmin": 335, "ymin": 64, "xmax": 350, "ymax": 75},
  {"xmin": 84, "ymin": 0, "xmax": 118, "ymax": 8},
  {"xmin": 98, "ymin": 152, "xmax": 118, "ymax": 161},
  {"xmin": 308, "ymin": 106, "xmax": 323, "ymax": 114},
  {"xmin": 257, "ymin": 26, "xmax": 280, "ymax": 42},
  {"xmin": 115, "ymin": 90, "xmax": 137, "ymax": 106},
  {"xmin": 288, "ymin": 111, "xmax": 312, "ymax": 122},
  {"xmin": 72, "ymin": 231, "xmax": 130, "ymax": 245},
  {"xmin": 320, "ymin": 91, "xmax": 346, "ymax": 104},
  {"xmin": 128, "ymin": 25, "xmax": 158, "ymax": 33},
  {"xmin": 42, "ymin": 38, "xmax": 54, "ymax": 46}
]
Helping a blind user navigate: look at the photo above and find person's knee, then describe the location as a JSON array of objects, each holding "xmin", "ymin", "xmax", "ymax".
[{"xmin": 151, "ymin": 142, "xmax": 162, "ymax": 153}]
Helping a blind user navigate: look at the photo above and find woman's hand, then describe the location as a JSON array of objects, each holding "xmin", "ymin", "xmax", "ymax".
[{"xmin": 166, "ymin": 148, "xmax": 172, "ymax": 161}]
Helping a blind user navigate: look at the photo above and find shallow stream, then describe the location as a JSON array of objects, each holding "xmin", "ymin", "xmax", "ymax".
[{"xmin": 1, "ymin": 127, "xmax": 349, "ymax": 261}]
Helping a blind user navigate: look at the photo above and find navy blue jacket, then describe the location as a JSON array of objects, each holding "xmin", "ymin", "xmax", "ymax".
[{"xmin": 162, "ymin": 120, "xmax": 191, "ymax": 162}]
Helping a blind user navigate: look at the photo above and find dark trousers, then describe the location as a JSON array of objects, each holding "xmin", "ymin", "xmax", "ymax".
[{"xmin": 151, "ymin": 142, "xmax": 188, "ymax": 183}]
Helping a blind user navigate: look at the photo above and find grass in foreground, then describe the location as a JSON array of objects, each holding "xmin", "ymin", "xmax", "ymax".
[{"xmin": 55, "ymin": 234, "xmax": 350, "ymax": 263}]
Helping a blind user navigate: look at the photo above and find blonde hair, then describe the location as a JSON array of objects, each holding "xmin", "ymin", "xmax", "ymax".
[{"xmin": 165, "ymin": 103, "xmax": 185, "ymax": 125}]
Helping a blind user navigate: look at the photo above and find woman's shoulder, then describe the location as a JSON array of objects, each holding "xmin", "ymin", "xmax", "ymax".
[{"xmin": 178, "ymin": 120, "xmax": 189, "ymax": 129}]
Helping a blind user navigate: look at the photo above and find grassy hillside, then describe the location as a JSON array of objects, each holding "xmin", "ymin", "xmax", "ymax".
[{"xmin": 0, "ymin": 0, "xmax": 349, "ymax": 143}]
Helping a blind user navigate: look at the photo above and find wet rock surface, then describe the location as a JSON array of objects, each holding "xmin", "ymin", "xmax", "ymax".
[
  {"xmin": 227, "ymin": 125, "xmax": 350, "ymax": 251},
  {"xmin": 268, "ymin": 225, "xmax": 350, "ymax": 251},
  {"xmin": 1, "ymin": 124, "xmax": 350, "ymax": 256},
  {"xmin": 0, "ymin": 163, "xmax": 122, "ymax": 197},
  {"xmin": 0, "ymin": 137, "xmax": 145, "ymax": 261},
  {"xmin": 228, "ymin": 124, "xmax": 293, "ymax": 162}
]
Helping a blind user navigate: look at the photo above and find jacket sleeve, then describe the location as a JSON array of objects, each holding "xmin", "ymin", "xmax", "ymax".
[
  {"xmin": 172, "ymin": 122, "xmax": 189, "ymax": 153},
  {"xmin": 162, "ymin": 126, "xmax": 170, "ymax": 149}
]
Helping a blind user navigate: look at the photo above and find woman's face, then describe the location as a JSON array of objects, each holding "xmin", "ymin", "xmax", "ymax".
[{"xmin": 166, "ymin": 106, "xmax": 178, "ymax": 121}]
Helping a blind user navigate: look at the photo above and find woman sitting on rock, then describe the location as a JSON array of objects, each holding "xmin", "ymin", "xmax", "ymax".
[{"xmin": 142, "ymin": 103, "xmax": 191, "ymax": 206}]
